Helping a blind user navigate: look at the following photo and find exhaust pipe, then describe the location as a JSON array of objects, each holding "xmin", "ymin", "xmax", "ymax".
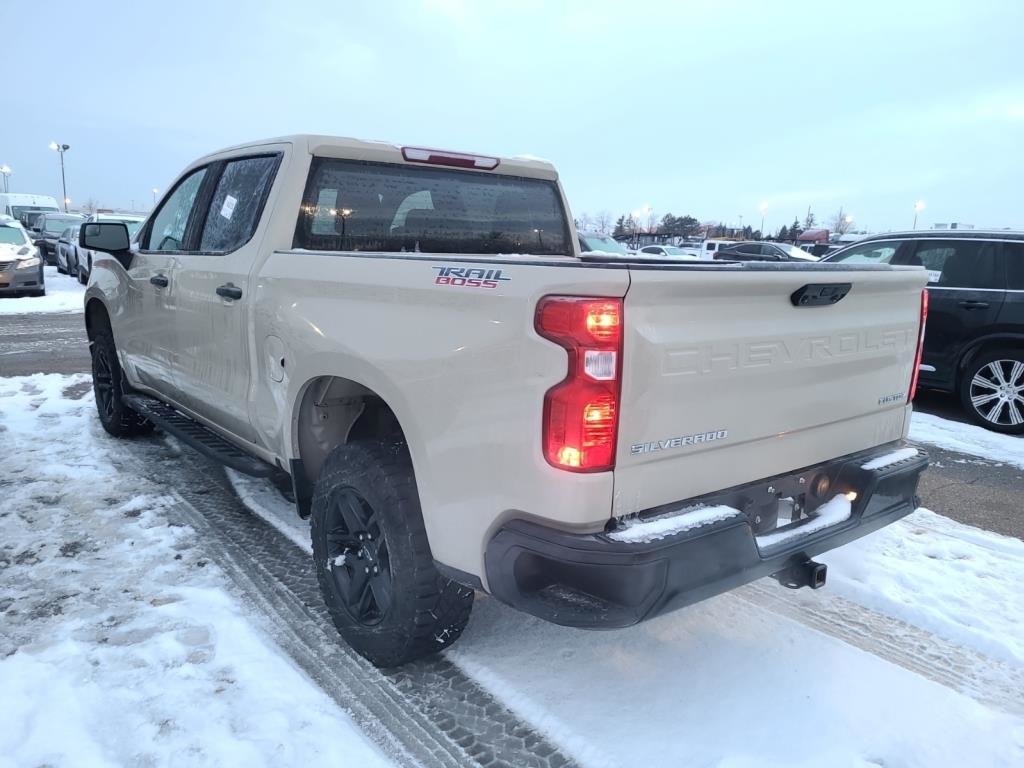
[{"xmin": 772, "ymin": 559, "xmax": 827, "ymax": 590}]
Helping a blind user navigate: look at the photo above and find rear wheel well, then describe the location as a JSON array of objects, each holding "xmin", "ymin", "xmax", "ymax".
[
  {"xmin": 958, "ymin": 339, "xmax": 1024, "ymax": 386},
  {"xmin": 294, "ymin": 376, "xmax": 405, "ymax": 490}
]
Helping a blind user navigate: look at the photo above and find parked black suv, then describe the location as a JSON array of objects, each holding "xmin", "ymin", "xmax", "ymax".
[
  {"xmin": 825, "ymin": 231, "xmax": 1024, "ymax": 433},
  {"xmin": 30, "ymin": 213, "xmax": 85, "ymax": 266}
]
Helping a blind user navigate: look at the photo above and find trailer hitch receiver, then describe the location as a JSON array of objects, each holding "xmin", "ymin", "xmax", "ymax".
[{"xmin": 772, "ymin": 559, "xmax": 827, "ymax": 590}]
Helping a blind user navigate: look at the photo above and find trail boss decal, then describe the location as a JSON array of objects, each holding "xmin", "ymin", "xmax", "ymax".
[
  {"xmin": 432, "ymin": 265, "xmax": 511, "ymax": 289},
  {"xmin": 631, "ymin": 429, "xmax": 729, "ymax": 455}
]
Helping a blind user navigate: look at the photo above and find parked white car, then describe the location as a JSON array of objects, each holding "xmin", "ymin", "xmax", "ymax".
[{"xmin": 636, "ymin": 244, "xmax": 701, "ymax": 260}]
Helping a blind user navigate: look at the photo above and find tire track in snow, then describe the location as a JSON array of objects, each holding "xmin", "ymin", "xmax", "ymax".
[
  {"xmin": 734, "ymin": 581, "xmax": 1024, "ymax": 716},
  {"xmin": 135, "ymin": 443, "xmax": 577, "ymax": 768}
]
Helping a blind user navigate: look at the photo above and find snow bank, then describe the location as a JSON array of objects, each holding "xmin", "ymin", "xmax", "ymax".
[
  {"xmin": 608, "ymin": 505, "xmax": 742, "ymax": 543},
  {"xmin": 0, "ymin": 374, "xmax": 390, "ymax": 767},
  {"xmin": 910, "ymin": 410, "xmax": 1024, "ymax": 469},
  {"xmin": 0, "ymin": 266, "xmax": 84, "ymax": 314}
]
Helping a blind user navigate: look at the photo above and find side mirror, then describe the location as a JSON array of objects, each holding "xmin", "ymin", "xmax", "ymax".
[{"xmin": 81, "ymin": 222, "xmax": 130, "ymax": 253}]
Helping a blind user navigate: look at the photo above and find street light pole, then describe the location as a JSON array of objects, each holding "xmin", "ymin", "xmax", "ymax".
[
  {"xmin": 758, "ymin": 203, "xmax": 768, "ymax": 239},
  {"xmin": 913, "ymin": 200, "xmax": 926, "ymax": 230},
  {"xmin": 49, "ymin": 142, "xmax": 70, "ymax": 211},
  {"xmin": 152, "ymin": 188, "xmax": 159, "ymax": 208},
  {"xmin": 0, "ymin": 165, "xmax": 10, "ymax": 193}
]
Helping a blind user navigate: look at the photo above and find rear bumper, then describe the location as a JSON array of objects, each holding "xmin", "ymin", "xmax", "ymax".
[{"xmin": 484, "ymin": 442, "xmax": 927, "ymax": 628}]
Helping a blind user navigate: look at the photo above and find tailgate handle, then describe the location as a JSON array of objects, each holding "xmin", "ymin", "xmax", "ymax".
[{"xmin": 791, "ymin": 283, "xmax": 852, "ymax": 307}]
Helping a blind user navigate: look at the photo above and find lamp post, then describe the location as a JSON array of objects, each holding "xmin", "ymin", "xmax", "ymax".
[
  {"xmin": 152, "ymin": 188, "xmax": 159, "ymax": 208},
  {"xmin": 0, "ymin": 165, "xmax": 10, "ymax": 193},
  {"xmin": 913, "ymin": 200, "xmax": 925, "ymax": 230},
  {"xmin": 759, "ymin": 202, "xmax": 768, "ymax": 239},
  {"xmin": 49, "ymin": 142, "xmax": 70, "ymax": 211}
]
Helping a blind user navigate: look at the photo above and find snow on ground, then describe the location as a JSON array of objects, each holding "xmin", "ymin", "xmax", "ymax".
[
  {"xmin": 820, "ymin": 507, "xmax": 1024, "ymax": 667},
  {"xmin": 230, "ymin": 468, "xmax": 1024, "ymax": 767},
  {"xmin": 0, "ymin": 266, "xmax": 84, "ymax": 315},
  {"xmin": 0, "ymin": 374, "xmax": 390, "ymax": 768},
  {"xmin": 910, "ymin": 410, "xmax": 1024, "ymax": 469}
]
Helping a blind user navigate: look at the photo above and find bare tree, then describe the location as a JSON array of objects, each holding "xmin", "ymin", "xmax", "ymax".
[
  {"xmin": 804, "ymin": 207, "xmax": 816, "ymax": 230},
  {"xmin": 646, "ymin": 209, "xmax": 657, "ymax": 234},
  {"xmin": 595, "ymin": 210, "xmax": 612, "ymax": 235},
  {"xmin": 830, "ymin": 206, "xmax": 852, "ymax": 235},
  {"xmin": 577, "ymin": 212, "xmax": 594, "ymax": 232},
  {"xmin": 81, "ymin": 198, "xmax": 98, "ymax": 215}
]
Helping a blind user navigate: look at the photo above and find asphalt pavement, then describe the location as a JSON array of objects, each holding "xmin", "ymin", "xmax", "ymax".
[
  {"xmin": 0, "ymin": 311, "xmax": 90, "ymax": 376},
  {"xmin": 1, "ymin": 309, "xmax": 1020, "ymax": 539}
]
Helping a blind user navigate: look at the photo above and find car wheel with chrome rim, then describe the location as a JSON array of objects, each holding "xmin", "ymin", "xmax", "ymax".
[{"xmin": 959, "ymin": 350, "xmax": 1024, "ymax": 434}]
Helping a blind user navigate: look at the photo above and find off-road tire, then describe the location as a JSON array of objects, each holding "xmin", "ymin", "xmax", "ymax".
[
  {"xmin": 90, "ymin": 330, "xmax": 154, "ymax": 438},
  {"xmin": 959, "ymin": 349, "xmax": 1024, "ymax": 434},
  {"xmin": 311, "ymin": 439, "xmax": 474, "ymax": 667}
]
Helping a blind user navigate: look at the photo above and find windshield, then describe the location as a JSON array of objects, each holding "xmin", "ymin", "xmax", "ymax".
[
  {"xmin": 581, "ymin": 234, "xmax": 628, "ymax": 254},
  {"xmin": 43, "ymin": 217, "xmax": 83, "ymax": 235},
  {"xmin": 0, "ymin": 225, "xmax": 29, "ymax": 246},
  {"xmin": 777, "ymin": 243, "xmax": 818, "ymax": 260},
  {"xmin": 11, "ymin": 205, "xmax": 57, "ymax": 222}
]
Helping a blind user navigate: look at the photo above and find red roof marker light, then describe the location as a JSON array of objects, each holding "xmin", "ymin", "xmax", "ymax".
[{"xmin": 402, "ymin": 146, "xmax": 500, "ymax": 170}]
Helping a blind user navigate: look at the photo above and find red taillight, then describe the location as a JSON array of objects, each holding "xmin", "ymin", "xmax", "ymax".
[
  {"xmin": 401, "ymin": 146, "xmax": 500, "ymax": 170},
  {"xmin": 536, "ymin": 296, "xmax": 623, "ymax": 472},
  {"xmin": 909, "ymin": 289, "xmax": 929, "ymax": 402}
]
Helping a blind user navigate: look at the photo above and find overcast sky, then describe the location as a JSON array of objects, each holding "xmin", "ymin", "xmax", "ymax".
[{"xmin": 3, "ymin": 0, "xmax": 1022, "ymax": 233}]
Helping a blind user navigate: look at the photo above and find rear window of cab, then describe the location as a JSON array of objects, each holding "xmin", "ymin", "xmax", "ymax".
[{"xmin": 294, "ymin": 158, "xmax": 571, "ymax": 256}]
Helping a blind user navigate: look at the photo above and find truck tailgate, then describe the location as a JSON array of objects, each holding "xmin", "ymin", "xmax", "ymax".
[{"xmin": 613, "ymin": 264, "xmax": 928, "ymax": 517}]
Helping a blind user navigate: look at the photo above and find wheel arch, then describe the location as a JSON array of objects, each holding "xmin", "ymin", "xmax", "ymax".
[
  {"xmin": 290, "ymin": 374, "xmax": 410, "ymax": 496},
  {"xmin": 956, "ymin": 333, "xmax": 1024, "ymax": 388},
  {"xmin": 84, "ymin": 297, "xmax": 111, "ymax": 342}
]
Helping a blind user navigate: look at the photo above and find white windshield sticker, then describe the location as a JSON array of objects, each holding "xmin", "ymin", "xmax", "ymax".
[
  {"xmin": 927, "ymin": 269, "xmax": 942, "ymax": 283},
  {"xmin": 220, "ymin": 195, "xmax": 238, "ymax": 220}
]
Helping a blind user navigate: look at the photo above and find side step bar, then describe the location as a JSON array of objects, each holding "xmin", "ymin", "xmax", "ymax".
[{"xmin": 123, "ymin": 393, "xmax": 274, "ymax": 478}]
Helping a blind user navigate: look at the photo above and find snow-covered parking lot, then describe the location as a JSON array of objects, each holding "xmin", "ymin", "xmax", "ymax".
[
  {"xmin": 2, "ymin": 373, "xmax": 1023, "ymax": 767},
  {"xmin": 0, "ymin": 266, "xmax": 85, "ymax": 316}
]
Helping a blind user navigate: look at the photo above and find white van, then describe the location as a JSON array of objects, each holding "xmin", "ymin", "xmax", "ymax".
[{"xmin": 0, "ymin": 193, "xmax": 61, "ymax": 228}]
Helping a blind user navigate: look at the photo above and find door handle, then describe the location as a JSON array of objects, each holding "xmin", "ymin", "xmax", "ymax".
[
  {"xmin": 149, "ymin": 274, "xmax": 169, "ymax": 288},
  {"xmin": 957, "ymin": 300, "xmax": 990, "ymax": 310},
  {"xmin": 216, "ymin": 283, "xmax": 243, "ymax": 300}
]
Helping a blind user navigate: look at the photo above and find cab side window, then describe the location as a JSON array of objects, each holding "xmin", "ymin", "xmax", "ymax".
[
  {"xmin": 145, "ymin": 168, "xmax": 208, "ymax": 251},
  {"xmin": 914, "ymin": 240, "xmax": 1002, "ymax": 289},
  {"xmin": 199, "ymin": 156, "xmax": 278, "ymax": 252}
]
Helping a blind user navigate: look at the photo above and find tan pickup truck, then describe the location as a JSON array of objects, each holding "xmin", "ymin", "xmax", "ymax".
[{"xmin": 80, "ymin": 135, "xmax": 929, "ymax": 666}]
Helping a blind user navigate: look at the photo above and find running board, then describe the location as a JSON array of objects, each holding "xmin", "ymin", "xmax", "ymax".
[{"xmin": 123, "ymin": 393, "xmax": 274, "ymax": 478}]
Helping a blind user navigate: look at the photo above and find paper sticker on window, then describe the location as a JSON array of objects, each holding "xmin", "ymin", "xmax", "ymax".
[
  {"xmin": 927, "ymin": 269, "xmax": 942, "ymax": 283},
  {"xmin": 220, "ymin": 195, "xmax": 238, "ymax": 220}
]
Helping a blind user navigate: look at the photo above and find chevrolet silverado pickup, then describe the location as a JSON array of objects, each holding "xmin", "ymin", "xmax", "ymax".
[{"xmin": 80, "ymin": 135, "xmax": 929, "ymax": 667}]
